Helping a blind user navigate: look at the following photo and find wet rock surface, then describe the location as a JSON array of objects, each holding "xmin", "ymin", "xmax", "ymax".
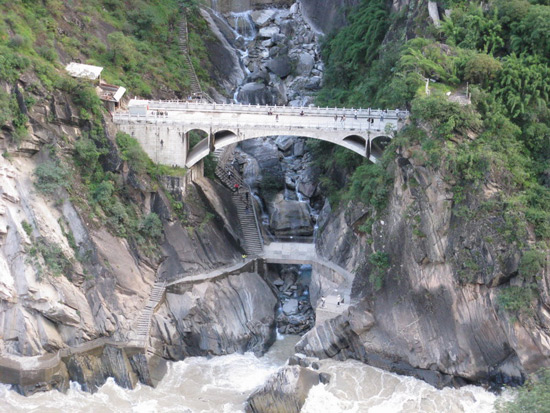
[
  {"xmin": 206, "ymin": 2, "xmax": 323, "ymax": 107},
  {"xmin": 268, "ymin": 265, "xmax": 315, "ymax": 335},
  {"xmin": 245, "ymin": 365, "xmax": 320, "ymax": 413}
]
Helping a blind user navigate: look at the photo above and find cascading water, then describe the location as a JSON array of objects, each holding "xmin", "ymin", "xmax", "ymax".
[{"xmin": 228, "ymin": 11, "xmax": 257, "ymax": 41}]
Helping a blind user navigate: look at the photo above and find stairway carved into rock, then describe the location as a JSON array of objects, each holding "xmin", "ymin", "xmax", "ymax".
[
  {"xmin": 215, "ymin": 161, "xmax": 264, "ymax": 256},
  {"xmin": 131, "ymin": 280, "xmax": 166, "ymax": 347},
  {"xmin": 178, "ymin": 7, "xmax": 214, "ymax": 102}
]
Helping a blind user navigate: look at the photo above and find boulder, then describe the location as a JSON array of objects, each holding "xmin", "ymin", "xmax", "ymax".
[
  {"xmin": 245, "ymin": 365, "xmax": 320, "ymax": 413},
  {"xmin": 259, "ymin": 26, "xmax": 280, "ymax": 39},
  {"xmin": 305, "ymin": 76, "xmax": 322, "ymax": 91},
  {"xmin": 294, "ymin": 140, "xmax": 305, "ymax": 157},
  {"xmin": 268, "ymin": 194, "xmax": 313, "ymax": 236},
  {"xmin": 237, "ymin": 82, "xmax": 283, "ymax": 106},
  {"xmin": 266, "ymin": 56, "xmax": 292, "ymax": 78},
  {"xmin": 282, "ymin": 298, "xmax": 299, "ymax": 315},
  {"xmin": 250, "ymin": 9, "xmax": 277, "ymax": 26},
  {"xmin": 275, "ymin": 135, "xmax": 295, "ymax": 152},
  {"xmin": 295, "ymin": 53, "xmax": 315, "ymax": 76}
]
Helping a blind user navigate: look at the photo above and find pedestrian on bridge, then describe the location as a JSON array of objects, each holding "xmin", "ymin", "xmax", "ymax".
[
  {"xmin": 234, "ymin": 183, "xmax": 240, "ymax": 192},
  {"xmin": 275, "ymin": 114, "xmax": 279, "ymax": 122},
  {"xmin": 354, "ymin": 109, "xmax": 358, "ymax": 120}
]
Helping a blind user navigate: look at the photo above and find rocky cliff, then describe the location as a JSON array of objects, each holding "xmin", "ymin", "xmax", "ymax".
[
  {"xmin": 298, "ymin": 147, "xmax": 550, "ymax": 388},
  {"xmin": 0, "ymin": 72, "xmax": 279, "ymax": 393}
]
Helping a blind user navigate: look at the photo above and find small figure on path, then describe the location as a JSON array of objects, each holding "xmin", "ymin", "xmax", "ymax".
[
  {"xmin": 242, "ymin": 254, "xmax": 247, "ymax": 262},
  {"xmin": 341, "ymin": 115, "xmax": 346, "ymax": 122},
  {"xmin": 160, "ymin": 139, "xmax": 164, "ymax": 148},
  {"xmin": 320, "ymin": 296, "xmax": 326, "ymax": 308},
  {"xmin": 354, "ymin": 109, "xmax": 358, "ymax": 120},
  {"xmin": 334, "ymin": 114, "xmax": 337, "ymax": 122},
  {"xmin": 275, "ymin": 114, "xmax": 279, "ymax": 122},
  {"xmin": 245, "ymin": 192, "xmax": 249, "ymax": 205},
  {"xmin": 337, "ymin": 294, "xmax": 343, "ymax": 306},
  {"xmin": 227, "ymin": 170, "xmax": 233, "ymax": 180},
  {"xmin": 234, "ymin": 183, "xmax": 239, "ymax": 192},
  {"xmin": 300, "ymin": 110, "xmax": 304, "ymax": 116}
]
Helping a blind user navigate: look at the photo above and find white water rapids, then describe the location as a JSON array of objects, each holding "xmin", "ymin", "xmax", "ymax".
[{"xmin": 0, "ymin": 336, "xmax": 503, "ymax": 413}]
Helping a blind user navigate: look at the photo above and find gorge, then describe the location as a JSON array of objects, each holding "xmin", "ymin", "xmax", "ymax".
[{"xmin": 0, "ymin": 0, "xmax": 549, "ymax": 412}]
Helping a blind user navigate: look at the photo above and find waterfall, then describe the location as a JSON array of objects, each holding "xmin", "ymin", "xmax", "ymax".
[{"xmin": 228, "ymin": 11, "xmax": 257, "ymax": 41}]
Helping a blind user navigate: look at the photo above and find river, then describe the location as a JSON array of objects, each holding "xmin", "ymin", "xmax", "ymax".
[{"xmin": 0, "ymin": 335, "xmax": 502, "ymax": 413}]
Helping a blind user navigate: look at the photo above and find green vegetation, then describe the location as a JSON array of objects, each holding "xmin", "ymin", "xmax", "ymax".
[
  {"xmin": 498, "ymin": 248, "xmax": 545, "ymax": 315},
  {"xmin": 0, "ymin": 0, "xmax": 213, "ymax": 100},
  {"xmin": 496, "ymin": 368, "xmax": 550, "ymax": 413},
  {"xmin": 34, "ymin": 160, "xmax": 69, "ymax": 195},
  {"xmin": 260, "ymin": 171, "xmax": 285, "ymax": 202},
  {"xmin": 368, "ymin": 251, "xmax": 390, "ymax": 291},
  {"xmin": 315, "ymin": 0, "xmax": 550, "ymax": 244},
  {"xmin": 21, "ymin": 220, "xmax": 32, "ymax": 236},
  {"xmin": 29, "ymin": 238, "xmax": 73, "ymax": 280}
]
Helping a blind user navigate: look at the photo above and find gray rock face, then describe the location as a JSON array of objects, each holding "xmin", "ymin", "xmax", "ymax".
[
  {"xmin": 304, "ymin": 152, "xmax": 550, "ymax": 388},
  {"xmin": 245, "ymin": 365, "xmax": 320, "ymax": 413},
  {"xmin": 237, "ymin": 82, "xmax": 284, "ymax": 105},
  {"xmin": 300, "ymin": 0, "xmax": 361, "ymax": 34},
  {"xmin": 268, "ymin": 194, "xmax": 313, "ymax": 236},
  {"xmin": 265, "ymin": 56, "xmax": 292, "ymax": 78},
  {"xmin": 295, "ymin": 53, "xmax": 315, "ymax": 76},
  {"xmin": 154, "ymin": 272, "xmax": 277, "ymax": 358}
]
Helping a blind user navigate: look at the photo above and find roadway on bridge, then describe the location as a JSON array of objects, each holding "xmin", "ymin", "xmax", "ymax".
[{"xmin": 115, "ymin": 101, "xmax": 401, "ymax": 133}]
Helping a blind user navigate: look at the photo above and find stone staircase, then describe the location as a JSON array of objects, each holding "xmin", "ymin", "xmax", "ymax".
[
  {"xmin": 132, "ymin": 280, "xmax": 166, "ymax": 346},
  {"xmin": 215, "ymin": 164, "xmax": 264, "ymax": 255},
  {"xmin": 179, "ymin": 7, "xmax": 214, "ymax": 102}
]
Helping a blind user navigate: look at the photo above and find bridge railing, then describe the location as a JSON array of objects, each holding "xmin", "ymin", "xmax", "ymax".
[
  {"xmin": 112, "ymin": 115, "xmax": 399, "ymax": 134},
  {"xmin": 123, "ymin": 99, "xmax": 408, "ymax": 119}
]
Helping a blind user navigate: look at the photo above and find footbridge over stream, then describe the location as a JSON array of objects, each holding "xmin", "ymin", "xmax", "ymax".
[{"xmin": 114, "ymin": 100, "xmax": 408, "ymax": 167}]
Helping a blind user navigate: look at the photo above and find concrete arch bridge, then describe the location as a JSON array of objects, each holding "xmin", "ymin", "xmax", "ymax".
[{"xmin": 113, "ymin": 100, "xmax": 408, "ymax": 168}]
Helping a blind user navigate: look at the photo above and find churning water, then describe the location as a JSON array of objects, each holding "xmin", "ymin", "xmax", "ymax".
[{"xmin": 0, "ymin": 336, "xmax": 501, "ymax": 413}]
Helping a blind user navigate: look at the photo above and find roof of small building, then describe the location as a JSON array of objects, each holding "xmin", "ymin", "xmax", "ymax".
[
  {"xmin": 97, "ymin": 83, "xmax": 127, "ymax": 103},
  {"xmin": 65, "ymin": 62, "xmax": 103, "ymax": 80}
]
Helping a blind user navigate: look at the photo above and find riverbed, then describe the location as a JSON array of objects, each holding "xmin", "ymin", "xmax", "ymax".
[{"xmin": 0, "ymin": 335, "xmax": 502, "ymax": 413}]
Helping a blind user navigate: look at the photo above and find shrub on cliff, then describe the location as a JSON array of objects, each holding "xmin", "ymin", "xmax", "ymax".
[
  {"xmin": 496, "ymin": 368, "xmax": 550, "ymax": 413},
  {"xmin": 34, "ymin": 161, "xmax": 69, "ymax": 195}
]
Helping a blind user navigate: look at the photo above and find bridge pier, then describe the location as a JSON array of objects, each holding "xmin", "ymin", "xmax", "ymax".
[
  {"xmin": 183, "ymin": 131, "xmax": 189, "ymax": 162},
  {"xmin": 208, "ymin": 127, "xmax": 215, "ymax": 153}
]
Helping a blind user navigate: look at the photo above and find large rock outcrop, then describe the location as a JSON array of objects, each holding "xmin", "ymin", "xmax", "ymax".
[
  {"xmin": 299, "ymin": 0, "xmax": 361, "ymax": 34},
  {"xmin": 299, "ymin": 151, "xmax": 550, "ymax": 388},
  {"xmin": 150, "ymin": 272, "xmax": 277, "ymax": 359},
  {"xmin": 245, "ymin": 365, "xmax": 320, "ymax": 413}
]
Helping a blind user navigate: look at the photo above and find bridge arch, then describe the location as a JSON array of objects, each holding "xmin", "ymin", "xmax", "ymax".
[
  {"xmin": 186, "ymin": 131, "xmax": 372, "ymax": 167},
  {"xmin": 343, "ymin": 135, "xmax": 367, "ymax": 154},
  {"xmin": 370, "ymin": 135, "xmax": 392, "ymax": 160}
]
